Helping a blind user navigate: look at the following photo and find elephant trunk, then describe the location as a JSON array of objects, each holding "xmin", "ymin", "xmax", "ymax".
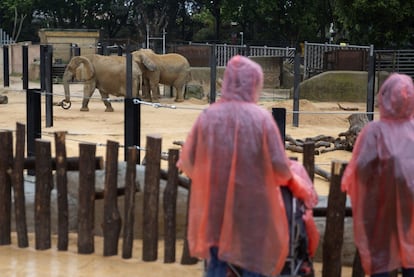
[{"xmin": 60, "ymin": 70, "xmax": 73, "ymax": 109}]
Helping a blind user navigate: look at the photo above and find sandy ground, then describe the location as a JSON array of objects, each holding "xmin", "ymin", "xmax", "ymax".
[{"xmin": 0, "ymin": 77, "xmax": 374, "ymax": 276}]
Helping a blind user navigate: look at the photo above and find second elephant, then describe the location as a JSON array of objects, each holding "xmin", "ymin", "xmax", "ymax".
[
  {"xmin": 62, "ymin": 54, "xmax": 141, "ymax": 112},
  {"xmin": 132, "ymin": 49, "xmax": 191, "ymax": 102}
]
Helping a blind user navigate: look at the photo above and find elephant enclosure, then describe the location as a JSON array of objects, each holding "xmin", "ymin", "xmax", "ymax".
[{"xmin": 0, "ymin": 76, "xmax": 375, "ymax": 276}]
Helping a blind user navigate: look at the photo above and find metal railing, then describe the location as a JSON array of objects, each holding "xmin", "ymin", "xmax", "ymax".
[
  {"xmin": 189, "ymin": 42, "xmax": 296, "ymax": 66},
  {"xmin": 0, "ymin": 28, "xmax": 14, "ymax": 45},
  {"xmin": 303, "ymin": 41, "xmax": 371, "ymax": 79},
  {"xmin": 376, "ymin": 50, "xmax": 414, "ymax": 78}
]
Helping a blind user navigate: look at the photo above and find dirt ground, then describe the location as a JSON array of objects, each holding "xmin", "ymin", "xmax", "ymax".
[{"xmin": 0, "ymin": 77, "xmax": 374, "ymax": 276}]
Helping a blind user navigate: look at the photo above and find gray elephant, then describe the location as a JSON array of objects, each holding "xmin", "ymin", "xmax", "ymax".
[
  {"xmin": 62, "ymin": 54, "xmax": 141, "ymax": 112},
  {"xmin": 132, "ymin": 49, "xmax": 191, "ymax": 102}
]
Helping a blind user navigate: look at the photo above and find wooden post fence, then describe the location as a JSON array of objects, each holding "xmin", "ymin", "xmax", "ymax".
[
  {"xmin": 103, "ymin": 140, "xmax": 122, "ymax": 256},
  {"xmin": 322, "ymin": 160, "xmax": 348, "ymax": 277},
  {"xmin": 143, "ymin": 135, "xmax": 162, "ymax": 261}
]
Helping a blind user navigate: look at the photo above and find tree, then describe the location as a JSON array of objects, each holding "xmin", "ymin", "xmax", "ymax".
[
  {"xmin": 1, "ymin": 0, "xmax": 33, "ymax": 42},
  {"xmin": 334, "ymin": 0, "xmax": 414, "ymax": 48}
]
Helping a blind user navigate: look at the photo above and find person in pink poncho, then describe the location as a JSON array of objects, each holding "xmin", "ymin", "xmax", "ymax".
[
  {"xmin": 341, "ymin": 73, "xmax": 414, "ymax": 277},
  {"xmin": 176, "ymin": 55, "xmax": 318, "ymax": 277}
]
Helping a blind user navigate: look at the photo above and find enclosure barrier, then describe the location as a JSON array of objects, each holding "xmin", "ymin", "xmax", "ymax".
[{"xmin": 0, "ymin": 122, "xmax": 368, "ymax": 276}]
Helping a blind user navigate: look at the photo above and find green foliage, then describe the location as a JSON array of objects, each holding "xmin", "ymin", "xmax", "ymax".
[
  {"xmin": 334, "ymin": 0, "xmax": 414, "ymax": 47},
  {"xmin": 0, "ymin": 0, "xmax": 412, "ymax": 48}
]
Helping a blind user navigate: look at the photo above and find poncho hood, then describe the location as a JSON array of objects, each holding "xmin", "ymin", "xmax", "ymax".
[
  {"xmin": 378, "ymin": 73, "xmax": 414, "ymax": 120},
  {"xmin": 220, "ymin": 55, "xmax": 263, "ymax": 103}
]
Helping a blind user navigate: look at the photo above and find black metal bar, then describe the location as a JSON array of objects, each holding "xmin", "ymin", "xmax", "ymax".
[
  {"xmin": 117, "ymin": 45, "xmax": 123, "ymax": 56},
  {"xmin": 292, "ymin": 52, "xmax": 300, "ymax": 127},
  {"xmin": 26, "ymin": 89, "xmax": 42, "ymax": 175},
  {"xmin": 366, "ymin": 45, "xmax": 375, "ymax": 121},
  {"xmin": 40, "ymin": 45, "xmax": 46, "ymax": 91},
  {"xmin": 272, "ymin": 107, "xmax": 286, "ymax": 142},
  {"xmin": 126, "ymin": 49, "xmax": 132, "ymax": 98},
  {"xmin": 124, "ymin": 99, "xmax": 141, "ymax": 163},
  {"xmin": 22, "ymin": 45, "xmax": 29, "ymax": 90},
  {"xmin": 209, "ymin": 44, "xmax": 217, "ymax": 104},
  {"xmin": 3, "ymin": 45, "xmax": 9, "ymax": 87},
  {"xmin": 45, "ymin": 45, "xmax": 53, "ymax": 127}
]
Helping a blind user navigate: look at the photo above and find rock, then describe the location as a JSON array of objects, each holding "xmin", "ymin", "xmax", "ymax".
[{"xmin": 0, "ymin": 95, "xmax": 8, "ymax": 104}]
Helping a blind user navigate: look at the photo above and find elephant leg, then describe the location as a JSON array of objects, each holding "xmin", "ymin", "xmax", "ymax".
[
  {"xmin": 151, "ymin": 83, "xmax": 160, "ymax": 102},
  {"xmin": 173, "ymin": 76, "xmax": 188, "ymax": 102},
  {"xmin": 141, "ymin": 78, "xmax": 151, "ymax": 101},
  {"xmin": 100, "ymin": 91, "xmax": 114, "ymax": 112},
  {"xmin": 174, "ymin": 84, "xmax": 186, "ymax": 102},
  {"xmin": 81, "ymin": 82, "xmax": 96, "ymax": 111}
]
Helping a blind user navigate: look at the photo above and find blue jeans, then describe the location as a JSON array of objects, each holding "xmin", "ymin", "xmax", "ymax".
[
  {"xmin": 205, "ymin": 247, "xmax": 265, "ymax": 277},
  {"xmin": 372, "ymin": 268, "xmax": 414, "ymax": 277}
]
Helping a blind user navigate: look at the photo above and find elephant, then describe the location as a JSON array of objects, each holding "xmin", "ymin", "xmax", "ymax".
[
  {"xmin": 132, "ymin": 49, "xmax": 191, "ymax": 102},
  {"xmin": 62, "ymin": 54, "xmax": 141, "ymax": 112}
]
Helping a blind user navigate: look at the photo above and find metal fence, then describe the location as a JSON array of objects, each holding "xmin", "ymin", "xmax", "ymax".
[
  {"xmin": 303, "ymin": 41, "xmax": 371, "ymax": 79},
  {"xmin": 188, "ymin": 43, "xmax": 296, "ymax": 67},
  {"xmin": 0, "ymin": 29, "xmax": 14, "ymax": 45},
  {"xmin": 376, "ymin": 50, "xmax": 414, "ymax": 78},
  {"xmin": 304, "ymin": 41, "xmax": 414, "ymax": 80}
]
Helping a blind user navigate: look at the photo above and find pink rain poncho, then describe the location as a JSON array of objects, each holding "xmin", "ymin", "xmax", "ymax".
[
  {"xmin": 341, "ymin": 73, "xmax": 414, "ymax": 275},
  {"xmin": 177, "ymin": 55, "xmax": 318, "ymax": 276}
]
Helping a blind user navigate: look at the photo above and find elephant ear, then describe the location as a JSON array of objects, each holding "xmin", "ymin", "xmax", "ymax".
[
  {"xmin": 140, "ymin": 54, "xmax": 157, "ymax": 71},
  {"xmin": 70, "ymin": 56, "xmax": 95, "ymax": 81}
]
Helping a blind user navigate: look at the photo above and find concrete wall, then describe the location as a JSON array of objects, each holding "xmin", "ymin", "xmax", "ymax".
[
  {"xmin": 0, "ymin": 43, "xmax": 40, "ymax": 81},
  {"xmin": 38, "ymin": 28, "xmax": 100, "ymax": 63}
]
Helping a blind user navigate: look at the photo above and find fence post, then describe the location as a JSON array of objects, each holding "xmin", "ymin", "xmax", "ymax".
[
  {"xmin": 122, "ymin": 146, "xmax": 138, "ymax": 259},
  {"xmin": 292, "ymin": 51, "xmax": 301, "ymax": 127},
  {"xmin": 22, "ymin": 44, "xmax": 29, "ymax": 90},
  {"xmin": 40, "ymin": 45, "xmax": 46, "ymax": 91},
  {"xmin": 366, "ymin": 44, "xmax": 375, "ymax": 121},
  {"xmin": 180, "ymin": 180, "xmax": 199, "ymax": 265},
  {"xmin": 77, "ymin": 143, "xmax": 97, "ymax": 254},
  {"xmin": 322, "ymin": 160, "xmax": 348, "ymax": 277},
  {"xmin": 13, "ymin": 123, "xmax": 29, "ymax": 248},
  {"xmin": 3, "ymin": 45, "xmax": 9, "ymax": 87},
  {"xmin": 34, "ymin": 139, "xmax": 53, "ymax": 250},
  {"xmin": 209, "ymin": 44, "xmax": 217, "ymax": 103},
  {"xmin": 143, "ymin": 135, "xmax": 162, "ymax": 261},
  {"xmin": 45, "ymin": 44, "xmax": 53, "ymax": 127},
  {"xmin": 303, "ymin": 141, "xmax": 315, "ymax": 181},
  {"xmin": 0, "ymin": 130, "xmax": 13, "ymax": 245},
  {"xmin": 54, "ymin": 131, "xmax": 68, "ymax": 251},
  {"xmin": 26, "ymin": 88, "xmax": 41, "ymax": 175},
  {"xmin": 164, "ymin": 148, "xmax": 180, "ymax": 263},
  {"xmin": 272, "ymin": 108, "xmax": 286, "ymax": 141},
  {"xmin": 124, "ymin": 49, "xmax": 141, "ymax": 163},
  {"xmin": 103, "ymin": 140, "xmax": 122, "ymax": 256}
]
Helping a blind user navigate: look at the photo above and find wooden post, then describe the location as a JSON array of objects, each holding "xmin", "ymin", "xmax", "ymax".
[
  {"xmin": 35, "ymin": 139, "xmax": 53, "ymax": 250},
  {"xmin": 143, "ymin": 135, "xmax": 162, "ymax": 261},
  {"xmin": 0, "ymin": 130, "xmax": 13, "ymax": 245},
  {"xmin": 322, "ymin": 160, "xmax": 347, "ymax": 277},
  {"xmin": 163, "ymin": 148, "xmax": 179, "ymax": 263},
  {"xmin": 303, "ymin": 141, "xmax": 315, "ymax": 181},
  {"xmin": 54, "ymin": 131, "xmax": 68, "ymax": 251},
  {"xmin": 181, "ymin": 181, "xmax": 199, "ymax": 265},
  {"xmin": 103, "ymin": 140, "xmax": 122, "ymax": 256},
  {"xmin": 77, "ymin": 143, "xmax": 96, "ymax": 254},
  {"xmin": 13, "ymin": 123, "xmax": 29, "ymax": 247},
  {"xmin": 122, "ymin": 147, "xmax": 138, "ymax": 259}
]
